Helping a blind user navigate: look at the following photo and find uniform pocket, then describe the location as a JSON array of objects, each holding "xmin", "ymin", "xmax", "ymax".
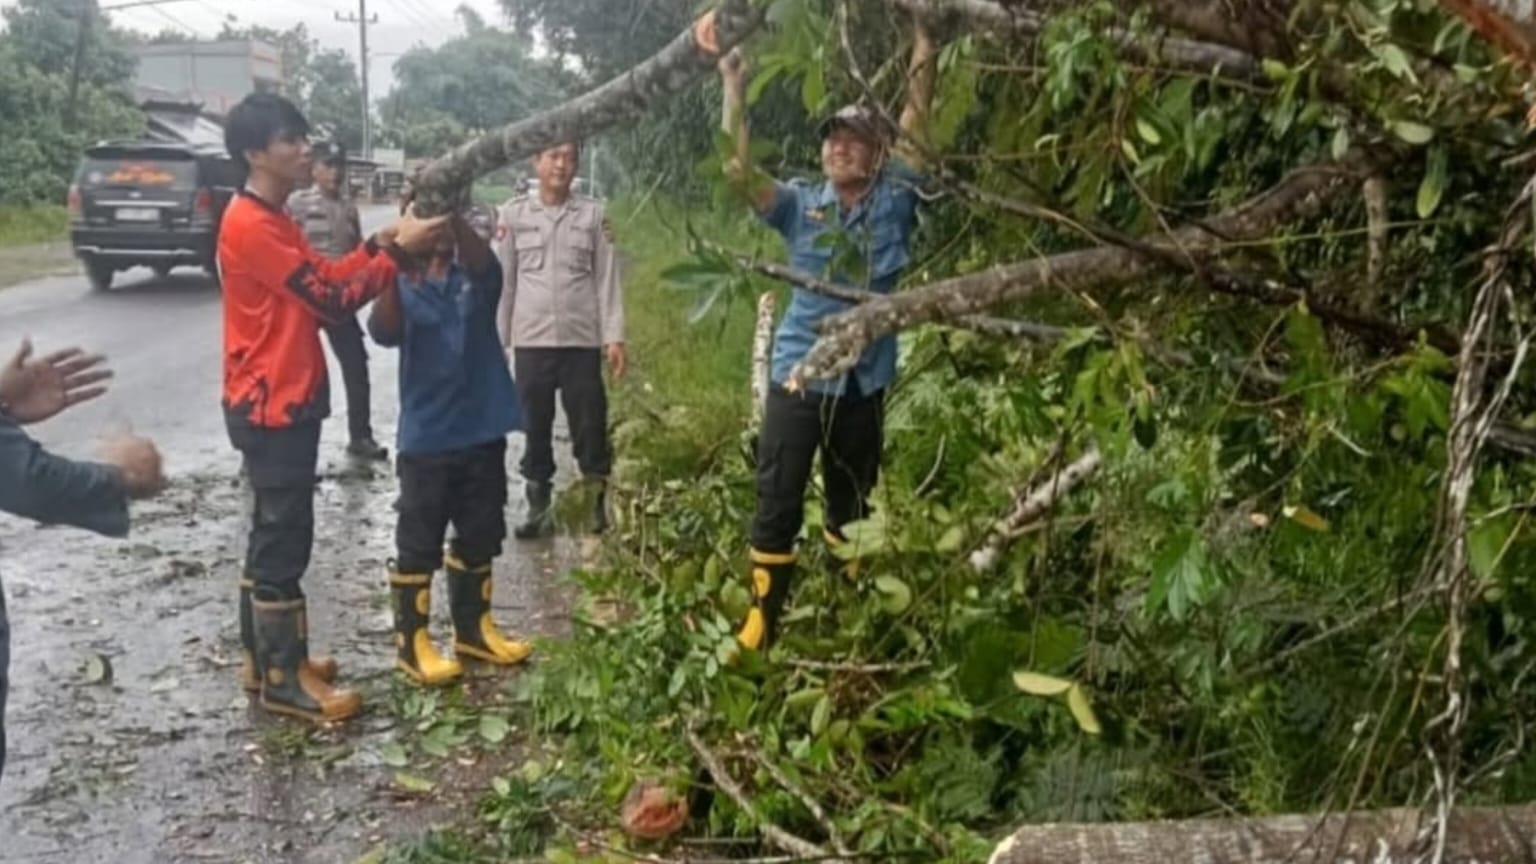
[
  {"xmin": 514, "ymin": 229, "xmax": 545, "ymax": 271},
  {"xmin": 566, "ymin": 229, "xmax": 595, "ymax": 274}
]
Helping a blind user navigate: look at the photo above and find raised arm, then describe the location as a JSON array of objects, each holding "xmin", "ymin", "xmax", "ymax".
[
  {"xmin": 719, "ymin": 51, "xmax": 780, "ymax": 216},
  {"xmin": 894, "ymin": 17, "xmax": 938, "ymax": 171}
]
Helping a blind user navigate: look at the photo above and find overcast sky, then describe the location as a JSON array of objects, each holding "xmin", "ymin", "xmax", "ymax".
[{"xmin": 1, "ymin": 0, "xmax": 511, "ymax": 95}]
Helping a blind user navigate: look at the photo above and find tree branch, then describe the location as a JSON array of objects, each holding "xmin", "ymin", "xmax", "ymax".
[
  {"xmin": 409, "ymin": 0, "xmax": 763, "ymax": 214},
  {"xmin": 686, "ymin": 729, "xmax": 848, "ymax": 864},
  {"xmin": 890, "ymin": 0, "xmax": 1262, "ymax": 79},
  {"xmin": 792, "ymin": 152, "xmax": 1375, "ymax": 384}
]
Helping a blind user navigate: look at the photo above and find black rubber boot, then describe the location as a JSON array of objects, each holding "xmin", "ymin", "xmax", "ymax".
[
  {"xmin": 252, "ymin": 592, "xmax": 362, "ymax": 724},
  {"xmin": 240, "ymin": 579, "xmax": 336, "ymax": 692},
  {"xmin": 736, "ymin": 549, "xmax": 796, "ymax": 652},
  {"xmin": 389, "ymin": 564, "xmax": 463, "ymax": 686},
  {"xmin": 446, "ymin": 556, "xmax": 532, "ymax": 665},
  {"xmin": 346, "ymin": 437, "xmax": 389, "ymax": 461},
  {"xmin": 513, "ymin": 481, "xmax": 554, "ymax": 540},
  {"xmin": 589, "ymin": 478, "xmax": 610, "ymax": 535}
]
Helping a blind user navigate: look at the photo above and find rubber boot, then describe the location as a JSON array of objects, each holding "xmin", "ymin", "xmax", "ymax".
[
  {"xmin": 513, "ymin": 481, "xmax": 554, "ymax": 540},
  {"xmin": 735, "ymin": 549, "xmax": 796, "ymax": 651},
  {"xmin": 823, "ymin": 528, "xmax": 860, "ymax": 581},
  {"xmin": 589, "ymin": 478, "xmax": 610, "ymax": 535},
  {"xmin": 389, "ymin": 565, "xmax": 464, "ymax": 686},
  {"xmin": 446, "ymin": 555, "xmax": 532, "ymax": 665},
  {"xmin": 239, "ymin": 578, "xmax": 337, "ymax": 692},
  {"xmin": 251, "ymin": 593, "xmax": 363, "ymax": 724}
]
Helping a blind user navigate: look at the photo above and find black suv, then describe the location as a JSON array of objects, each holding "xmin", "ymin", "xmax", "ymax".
[{"xmin": 67, "ymin": 140, "xmax": 240, "ymax": 291}]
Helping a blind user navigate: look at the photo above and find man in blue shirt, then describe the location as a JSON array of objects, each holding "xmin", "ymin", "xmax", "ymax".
[
  {"xmin": 717, "ymin": 43, "xmax": 932, "ymax": 652},
  {"xmin": 368, "ymin": 205, "xmax": 532, "ymax": 685}
]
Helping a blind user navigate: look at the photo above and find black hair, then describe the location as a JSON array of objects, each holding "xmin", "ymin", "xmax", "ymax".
[{"xmin": 224, "ymin": 93, "xmax": 310, "ymax": 172}]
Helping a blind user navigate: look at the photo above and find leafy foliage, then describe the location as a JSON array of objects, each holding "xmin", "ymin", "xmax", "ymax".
[{"xmin": 379, "ymin": 0, "xmax": 1536, "ymax": 860}]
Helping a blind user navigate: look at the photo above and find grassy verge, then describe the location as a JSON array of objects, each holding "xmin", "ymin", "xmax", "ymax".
[{"xmin": 0, "ymin": 205, "xmax": 68, "ymax": 248}]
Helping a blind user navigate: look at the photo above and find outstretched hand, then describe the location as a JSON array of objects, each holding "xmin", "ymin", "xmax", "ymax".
[
  {"xmin": 693, "ymin": 9, "xmax": 722, "ymax": 55},
  {"xmin": 0, "ymin": 339, "xmax": 113, "ymax": 425}
]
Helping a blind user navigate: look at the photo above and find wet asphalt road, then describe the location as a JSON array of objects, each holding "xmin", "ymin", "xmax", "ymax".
[{"xmin": 0, "ymin": 207, "xmax": 583, "ymax": 863}]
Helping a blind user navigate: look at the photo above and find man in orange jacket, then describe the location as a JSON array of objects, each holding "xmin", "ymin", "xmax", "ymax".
[{"xmin": 218, "ymin": 93, "xmax": 443, "ymax": 724}]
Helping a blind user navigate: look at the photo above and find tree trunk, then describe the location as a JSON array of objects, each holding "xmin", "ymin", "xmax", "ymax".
[
  {"xmin": 987, "ymin": 804, "xmax": 1536, "ymax": 864},
  {"xmin": 408, "ymin": 0, "xmax": 762, "ymax": 215}
]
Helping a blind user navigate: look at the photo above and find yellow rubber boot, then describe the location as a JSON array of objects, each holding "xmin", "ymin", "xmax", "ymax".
[
  {"xmin": 389, "ymin": 565, "xmax": 464, "ymax": 686},
  {"xmin": 446, "ymin": 556, "xmax": 533, "ymax": 665},
  {"xmin": 736, "ymin": 549, "xmax": 796, "ymax": 651}
]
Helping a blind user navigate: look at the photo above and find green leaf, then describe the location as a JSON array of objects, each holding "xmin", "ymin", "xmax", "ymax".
[
  {"xmin": 874, "ymin": 576, "xmax": 913, "ymax": 615},
  {"xmin": 394, "ymin": 772, "xmax": 436, "ymax": 793},
  {"xmin": 1148, "ymin": 529, "xmax": 1210, "ymax": 621},
  {"xmin": 1012, "ymin": 671, "xmax": 1073, "ymax": 697},
  {"xmin": 479, "ymin": 714, "xmax": 510, "ymax": 745},
  {"xmin": 935, "ymin": 524, "xmax": 966, "ymax": 553},
  {"xmin": 1283, "ymin": 504, "xmax": 1330, "ymax": 532},
  {"xmin": 380, "ymin": 742, "xmax": 410, "ymax": 768},
  {"xmin": 1417, "ymin": 146, "xmax": 1448, "ymax": 219},
  {"xmin": 1261, "ymin": 58, "xmax": 1290, "ymax": 81},
  {"xmin": 1331, "ymin": 127, "xmax": 1351, "ymax": 161},
  {"xmin": 1066, "ymin": 684, "xmax": 1103, "ymax": 735},
  {"xmin": 811, "ymin": 693, "xmax": 831, "ymax": 736},
  {"xmin": 1469, "ymin": 515, "xmax": 1515, "ymax": 580},
  {"xmin": 1375, "ymin": 43, "xmax": 1418, "ymax": 84},
  {"xmin": 801, "ymin": 62, "xmax": 825, "ymax": 114},
  {"xmin": 1391, "ymin": 121, "xmax": 1435, "ymax": 145},
  {"xmin": 1135, "ymin": 117, "xmax": 1162, "ymax": 146}
]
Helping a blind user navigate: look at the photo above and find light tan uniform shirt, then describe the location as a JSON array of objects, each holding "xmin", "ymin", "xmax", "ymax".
[
  {"xmin": 494, "ymin": 193, "xmax": 622, "ymax": 349},
  {"xmin": 286, "ymin": 186, "xmax": 361, "ymax": 259}
]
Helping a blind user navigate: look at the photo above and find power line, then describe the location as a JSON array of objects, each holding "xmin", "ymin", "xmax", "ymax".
[
  {"xmin": 145, "ymin": 3, "xmax": 200, "ymax": 35},
  {"xmin": 101, "ymin": 0, "xmax": 192, "ymax": 11}
]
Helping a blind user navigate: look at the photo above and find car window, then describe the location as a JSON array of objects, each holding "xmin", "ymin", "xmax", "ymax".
[{"xmin": 76, "ymin": 155, "xmax": 197, "ymax": 190}]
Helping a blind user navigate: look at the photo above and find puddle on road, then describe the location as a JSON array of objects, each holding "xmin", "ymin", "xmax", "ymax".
[{"xmin": 0, "ymin": 452, "xmax": 583, "ymax": 863}]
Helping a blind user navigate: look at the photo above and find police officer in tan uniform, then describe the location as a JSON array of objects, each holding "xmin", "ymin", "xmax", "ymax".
[
  {"xmin": 495, "ymin": 141, "xmax": 623, "ymax": 537},
  {"xmin": 287, "ymin": 142, "xmax": 388, "ymax": 461}
]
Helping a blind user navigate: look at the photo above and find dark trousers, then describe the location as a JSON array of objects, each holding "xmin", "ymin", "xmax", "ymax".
[
  {"xmin": 323, "ymin": 314, "xmax": 372, "ymax": 443},
  {"xmin": 750, "ymin": 383, "xmax": 885, "ymax": 554},
  {"xmin": 229, "ymin": 421, "xmax": 321, "ymax": 599},
  {"xmin": 513, "ymin": 348, "xmax": 612, "ymax": 484},
  {"xmin": 396, "ymin": 439, "xmax": 509, "ymax": 573}
]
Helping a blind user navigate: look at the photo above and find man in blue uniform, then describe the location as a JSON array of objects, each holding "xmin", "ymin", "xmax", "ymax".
[
  {"xmin": 369, "ymin": 205, "xmax": 533, "ymax": 685},
  {"xmin": 717, "ymin": 45, "xmax": 933, "ymax": 651}
]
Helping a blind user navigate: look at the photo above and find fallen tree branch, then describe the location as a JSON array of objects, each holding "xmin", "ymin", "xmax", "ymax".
[
  {"xmin": 751, "ymin": 291, "xmax": 776, "ymax": 433},
  {"xmin": 890, "ymin": 0, "xmax": 1261, "ymax": 79},
  {"xmin": 791, "ymin": 152, "xmax": 1376, "ymax": 383},
  {"xmin": 971, "ymin": 448, "xmax": 1102, "ymax": 572},
  {"xmin": 986, "ymin": 803, "xmax": 1536, "ymax": 864},
  {"xmin": 686, "ymin": 729, "xmax": 848, "ymax": 864},
  {"xmin": 751, "ymin": 753, "xmax": 852, "ymax": 858},
  {"xmin": 409, "ymin": 0, "xmax": 763, "ymax": 214}
]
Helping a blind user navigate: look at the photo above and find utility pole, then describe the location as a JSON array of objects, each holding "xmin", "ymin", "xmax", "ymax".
[
  {"xmin": 335, "ymin": 1, "xmax": 378, "ymax": 158},
  {"xmin": 66, "ymin": 0, "xmax": 93, "ymax": 131}
]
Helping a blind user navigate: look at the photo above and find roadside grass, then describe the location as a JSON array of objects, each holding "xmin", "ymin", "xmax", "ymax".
[
  {"xmin": 0, "ymin": 205, "xmax": 68, "ymax": 248},
  {"xmin": 603, "ymin": 195, "xmax": 782, "ymax": 482}
]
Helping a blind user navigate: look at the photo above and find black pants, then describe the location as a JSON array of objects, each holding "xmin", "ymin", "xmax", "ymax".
[
  {"xmin": 229, "ymin": 421, "xmax": 321, "ymax": 599},
  {"xmin": 750, "ymin": 383, "xmax": 885, "ymax": 554},
  {"xmin": 513, "ymin": 348, "xmax": 611, "ymax": 484},
  {"xmin": 396, "ymin": 440, "xmax": 508, "ymax": 573},
  {"xmin": 323, "ymin": 314, "xmax": 372, "ymax": 443}
]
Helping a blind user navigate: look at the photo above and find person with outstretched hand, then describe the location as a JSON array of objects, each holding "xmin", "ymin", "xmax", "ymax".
[
  {"xmin": 0, "ymin": 339, "xmax": 163, "ymax": 780},
  {"xmin": 218, "ymin": 93, "xmax": 446, "ymax": 725}
]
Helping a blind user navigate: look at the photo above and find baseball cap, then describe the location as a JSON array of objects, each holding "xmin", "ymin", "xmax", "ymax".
[
  {"xmin": 313, "ymin": 141, "xmax": 346, "ymax": 166},
  {"xmin": 816, "ymin": 104, "xmax": 891, "ymax": 146}
]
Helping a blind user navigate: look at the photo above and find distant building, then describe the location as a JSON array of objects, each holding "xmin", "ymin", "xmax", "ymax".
[{"xmin": 131, "ymin": 40, "xmax": 283, "ymax": 118}]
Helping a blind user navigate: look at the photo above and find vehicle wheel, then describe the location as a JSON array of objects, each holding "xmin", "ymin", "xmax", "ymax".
[{"xmin": 86, "ymin": 259, "xmax": 114, "ymax": 293}]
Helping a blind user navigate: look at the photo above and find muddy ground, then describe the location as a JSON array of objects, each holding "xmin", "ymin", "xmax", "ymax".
[{"xmin": 0, "ymin": 224, "xmax": 588, "ymax": 863}]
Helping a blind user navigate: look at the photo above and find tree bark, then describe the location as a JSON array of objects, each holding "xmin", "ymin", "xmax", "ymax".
[
  {"xmin": 408, "ymin": 0, "xmax": 763, "ymax": 215},
  {"xmin": 987, "ymin": 804, "xmax": 1536, "ymax": 864},
  {"xmin": 792, "ymin": 152, "xmax": 1372, "ymax": 384},
  {"xmin": 890, "ymin": 0, "xmax": 1261, "ymax": 79}
]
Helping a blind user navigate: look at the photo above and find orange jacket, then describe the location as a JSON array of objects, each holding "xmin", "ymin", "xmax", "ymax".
[{"xmin": 218, "ymin": 190, "xmax": 399, "ymax": 429}]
